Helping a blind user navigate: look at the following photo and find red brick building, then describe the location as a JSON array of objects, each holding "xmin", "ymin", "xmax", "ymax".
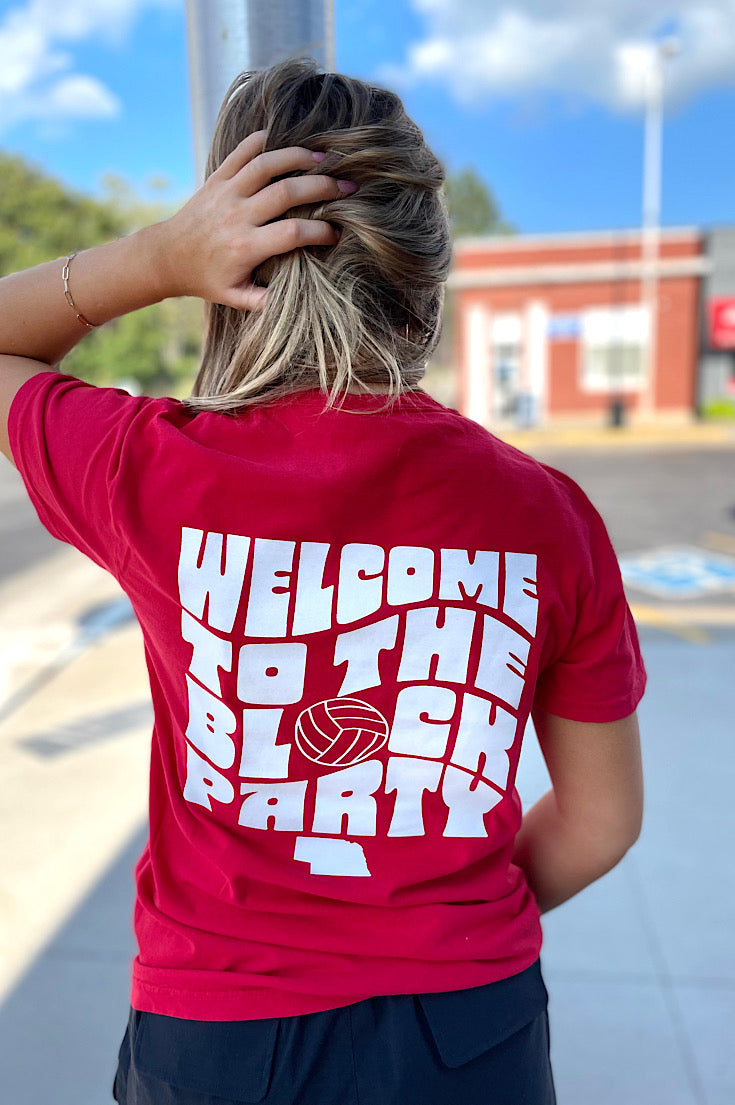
[{"xmin": 449, "ymin": 228, "xmax": 708, "ymax": 427}]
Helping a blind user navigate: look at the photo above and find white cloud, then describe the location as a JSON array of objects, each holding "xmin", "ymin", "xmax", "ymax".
[
  {"xmin": 378, "ymin": 1, "xmax": 735, "ymax": 113},
  {"xmin": 0, "ymin": 0, "xmax": 175, "ymax": 134},
  {"xmin": 32, "ymin": 75, "xmax": 121, "ymax": 119}
]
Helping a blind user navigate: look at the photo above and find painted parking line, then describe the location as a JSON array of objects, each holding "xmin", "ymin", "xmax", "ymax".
[
  {"xmin": 702, "ymin": 531, "xmax": 735, "ymax": 556},
  {"xmin": 621, "ymin": 543, "xmax": 735, "ymax": 642},
  {"xmin": 628, "ymin": 604, "xmax": 711, "ymax": 645}
]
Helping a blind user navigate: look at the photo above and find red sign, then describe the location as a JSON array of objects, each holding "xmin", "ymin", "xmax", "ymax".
[{"xmin": 709, "ymin": 297, "xmax": 735, "ymax": 349}]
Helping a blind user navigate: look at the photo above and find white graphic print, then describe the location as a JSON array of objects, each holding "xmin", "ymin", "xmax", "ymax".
[
  {"xmin": 177, "ymin": 531, "xmax": 539, "ymax": 877},
  {"xmin": 295, "ymin": 699, "xmax": 390, "ymax": 767}
]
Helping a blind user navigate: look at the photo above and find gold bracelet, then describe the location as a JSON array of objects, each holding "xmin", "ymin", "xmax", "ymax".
[{"xmin": 62, "ymin": 253, "xmax": 97, "ymax": 329}]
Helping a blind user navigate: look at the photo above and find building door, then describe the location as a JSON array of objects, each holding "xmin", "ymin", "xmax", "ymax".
[{"xmin": 490, "ymin": 313, "xmax": 522, "ymax": 426}]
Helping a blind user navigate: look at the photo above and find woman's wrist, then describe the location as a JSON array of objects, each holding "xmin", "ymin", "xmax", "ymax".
[
  {"xmin": 0, "ymin": 226, "xmax": 176, "ymax": 368},
  {"xmin": 72, "ymin": 225, "xmax": 174, "ymax": 324},
  {"xmin": 135, "ymin": 218, "xmax": 185, "ymax": 302}
]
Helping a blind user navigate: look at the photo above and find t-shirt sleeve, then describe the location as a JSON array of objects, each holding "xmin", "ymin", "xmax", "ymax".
[
  {"xmin": 7, "ymin": 370, "xmax": 156, "ymax": 578},
  {"xmin": 533, "ymin": 483, "xmax": 647, "ymax": 724}
]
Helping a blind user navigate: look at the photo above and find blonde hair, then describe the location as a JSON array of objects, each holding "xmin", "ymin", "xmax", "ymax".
[{"xmin": 183, "ymin": 56, "xmax": 452, "ymax": 413}]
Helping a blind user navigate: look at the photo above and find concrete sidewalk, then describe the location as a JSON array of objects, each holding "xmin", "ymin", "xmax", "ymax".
[{"xmin": 0, "ymin": 548, "xmax": 732, "ymax": 1104}]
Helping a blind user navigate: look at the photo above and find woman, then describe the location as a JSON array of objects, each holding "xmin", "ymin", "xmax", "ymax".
[{"xmin": 0, "ymin": 57, "xmax": 645, "ymax": 1105}]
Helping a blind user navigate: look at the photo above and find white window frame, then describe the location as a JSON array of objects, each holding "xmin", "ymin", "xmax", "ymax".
[{"xmin": 578, "ymin": 305, "xmax": 650, "ymax": 393}]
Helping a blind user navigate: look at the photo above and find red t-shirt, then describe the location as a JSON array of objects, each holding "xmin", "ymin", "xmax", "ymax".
[{"xmin": 9, "ymin": 371, "xmax": 646, "ymax": 1021}]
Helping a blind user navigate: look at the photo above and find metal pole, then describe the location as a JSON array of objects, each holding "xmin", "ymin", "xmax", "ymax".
[
  {"xmin": 186, "ymin": 0, "xmax": 249, "ymax": 186},
  {"xmin": 186, "ymin": 0, "xmax": 336, "ymax": 185},
  {"xmin": 639, "ymin": 51, "xmax": 663, "ymax": 420},
  {"xmin": 324, "ymin": 0, "xmax": 336, "ymax": 72},
  {"xmin": 639, "ymin": 38, "xmax": 679, "ymax": 419}
]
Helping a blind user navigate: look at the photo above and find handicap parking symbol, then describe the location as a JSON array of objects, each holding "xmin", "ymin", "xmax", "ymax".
[{"xmin": 619, "ymin": 546, "xmax": 735, "ymax": 599}]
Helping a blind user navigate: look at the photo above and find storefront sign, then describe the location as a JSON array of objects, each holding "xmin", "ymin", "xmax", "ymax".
[
  {"xmin": 708, "ymin": 297, "xmax": 735, "ymax": 349},
  {"xmin": 546, "ymin": 314, "xmax": 582, "ymax": 340}
]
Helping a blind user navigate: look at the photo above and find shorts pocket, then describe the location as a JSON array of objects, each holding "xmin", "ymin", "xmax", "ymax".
[
  {"xmin": 131, "ymin": 1008, "xmax": 279, "ymax": 1103},
  {"xmin": 416, "ymin": 959, "xmax": 549, "ymax": 1068}
]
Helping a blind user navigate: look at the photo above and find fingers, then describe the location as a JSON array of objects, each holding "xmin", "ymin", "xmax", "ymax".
[
  {"xmin": 248, "ymin": 218, "xmax": 341, "ymax": 270},
  {"xmin": 232, "ymin": 283, "xmax": 270, "ymax": 312},
  {"xmin": 215, "ymin": 218, "xmax": 340, "ymax": 312},
  {"xmin": 247, "ymin": 173, "xmax": 358, "ymax": 226},
  {"xmin": 206, "ymin": 136, "xmax": 351, "ymax": 313},
  {"xmin": 214, "ymin": 129, "xmax": 268, "ymax": 180},
  {"xmin": 234, "ymin": 145, "xmax": 330, "ymax": 197},
  {"xmin": 215, "ymin": 134, "xmax": 328, "ymax": 193},
  {"xmin": 213, "ymin": 137, "xmax": 358, "ymax": 224}
]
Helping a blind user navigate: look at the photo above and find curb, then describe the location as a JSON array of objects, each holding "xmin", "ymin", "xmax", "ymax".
[{"xmin": 497, "ymin": 423, "xmax": 735, "ymax": 452}]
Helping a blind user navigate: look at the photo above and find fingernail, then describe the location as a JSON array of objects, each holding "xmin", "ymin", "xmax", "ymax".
[
  {"xmin": 312, "ymin": 151, "xmax": 326, "ymax": 161},
  {"xmin": 337, "ymin": 179, "xmax": 359, "ymax": 194}
]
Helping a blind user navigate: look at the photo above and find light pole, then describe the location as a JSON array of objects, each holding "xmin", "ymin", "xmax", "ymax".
[
  {"xmin": 185, "ymin": 0, "xmax": 336, "ymax": 184},
  {"xmin": 639, "ymin": 36, "xmax": 680, "ymax": 420}
]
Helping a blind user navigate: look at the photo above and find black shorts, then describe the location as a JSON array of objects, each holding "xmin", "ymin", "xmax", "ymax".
[{"xmin": 112, "ymin": 958, "xmax": 556, "ymax": 1105}]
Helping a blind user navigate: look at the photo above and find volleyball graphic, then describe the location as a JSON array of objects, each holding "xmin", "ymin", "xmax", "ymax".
[{"xmin": 295, "ymin": 698, "xmax": 390, "ymax": 767}]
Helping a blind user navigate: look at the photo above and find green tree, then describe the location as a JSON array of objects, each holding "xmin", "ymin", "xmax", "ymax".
[
  {"xmin": 444, "ymin": 167, "xmax": 514, "ymax": 240},
  {"xmin": 0, "ymin": 152, "xmax": 125, "ymax": 273},
  {"xmin": 0, "ymin": 152, "xmax": 203, "ymax": 395}
]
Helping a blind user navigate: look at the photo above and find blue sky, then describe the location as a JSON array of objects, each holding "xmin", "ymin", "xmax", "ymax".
[{"xmin": 1, "ymin": 0, "xmax": 734, "ymax": 234}]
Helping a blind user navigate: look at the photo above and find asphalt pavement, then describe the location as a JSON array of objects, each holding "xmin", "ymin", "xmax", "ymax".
[{"xmin": 0, "ymin": 425, "xmax": 734, "ymax": 1105}]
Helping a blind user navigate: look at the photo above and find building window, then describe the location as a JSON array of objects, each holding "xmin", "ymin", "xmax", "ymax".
[{"xmin": 580, "ymin": 306, "xmax": 650, "ymax": 393}]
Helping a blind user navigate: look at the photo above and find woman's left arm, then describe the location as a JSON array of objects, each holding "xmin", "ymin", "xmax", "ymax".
[
  {"xmin": 0, "ymin": 225, "xmax": 175, "ymax": 463},
  {"xmin": 0, "ymin": 226, "xmax": 171, "ymax": 369},
  {"xmin": 0, "ymin": 129, "xmax": 348, "ymax": 463}
]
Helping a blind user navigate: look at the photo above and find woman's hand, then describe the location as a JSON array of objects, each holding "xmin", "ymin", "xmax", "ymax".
[
  {"xmin": 0, "ymin": 129, "xmax": 354, "ymax": 374},
  {"xmin": 157, "ymin": 129, "xmax": 354, "ymax": 311}
]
